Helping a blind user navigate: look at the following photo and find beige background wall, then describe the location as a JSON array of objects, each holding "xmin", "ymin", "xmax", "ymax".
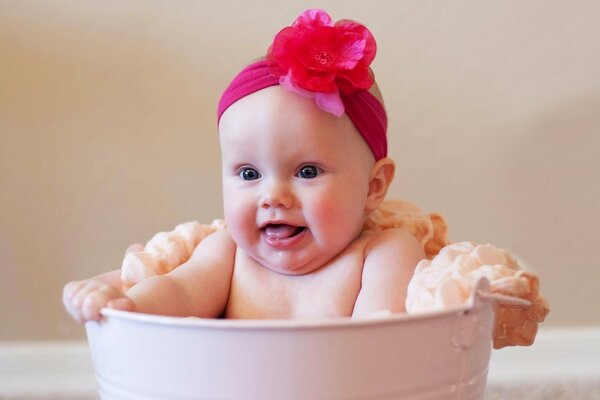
[{"xmin": 1, "ymin": 0, "xmax": 599, "ymax": 341}]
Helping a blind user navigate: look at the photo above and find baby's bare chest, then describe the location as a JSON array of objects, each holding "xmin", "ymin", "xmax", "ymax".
[{"xmin": 224, "ymin": 249, "xmax": 366, "ymax": 319}]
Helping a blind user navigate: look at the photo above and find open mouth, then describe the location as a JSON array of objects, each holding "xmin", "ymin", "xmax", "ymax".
[{"xmin": 261, "ymin": 224, "xmax": 306, "ymax": 241}]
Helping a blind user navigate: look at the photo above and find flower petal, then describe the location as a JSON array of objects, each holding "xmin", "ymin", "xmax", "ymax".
[
  {"xmin": 294, "ymin": 9, "xmax": 332, "ymax": 28},
  {"xmin": 337, "ymin": 65, "xmax": 373, "ymax": 93},
  {"xmin": 279, "ymin": 74, "xmax": 314, "ymax": 99},
  {"xmin": 291, "ymin": 64, "xmax": 337, "ymax": 93},
  {"xmin": 332, "ymin": 34, "xmax": 366, "ymax": 69},
  {"xmin": 335, "ymin": 20, "xmax": 377, "ymax": 65},
  {"xmin": 269, "ymin": 26, "xmax": 300, "ymax": 70},
  {"xmin": 315, "ymin": 92, "xmax": 345, "ymax": 116}
]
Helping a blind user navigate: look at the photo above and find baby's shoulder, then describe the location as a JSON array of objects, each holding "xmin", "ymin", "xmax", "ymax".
[
  {"xmin": 349, "ymin": 228, "xmax": 427, "ymax": 316},
  {"xmin": 360, "ymin": 228, "xmax": 426, "ymax": 274},
  {"xmin": 187, "ymin": 227, "xmax": 236, "ymax": 264},
  {"xmin": 363, "ymin": 227, "xmax": 424, "ymax": 254}
]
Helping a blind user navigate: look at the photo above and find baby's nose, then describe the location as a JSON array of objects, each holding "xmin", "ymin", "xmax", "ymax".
[{"xmin": 260, "ymin": 181, "xmax": 295, "ymax": 209}]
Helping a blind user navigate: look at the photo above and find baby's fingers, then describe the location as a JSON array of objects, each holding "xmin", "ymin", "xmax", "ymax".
[
  {"xmin": 80, "ymin": 286, "xmax": 126, "ymax": 322},
  {"xmin": 63, "ymin": 280, "xmax": 91, "ymax": 322},
  {"xmin": 63, "ymin": 280, "xmax": 120, "ymax": 323},
  {"xmin": 63, "ymin": 281, "xmax": 83, "ymax": 302}
]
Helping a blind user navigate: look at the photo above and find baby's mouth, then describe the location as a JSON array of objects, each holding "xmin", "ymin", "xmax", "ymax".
[{"xmin": 262, "ymin": 224, "xmax": 306, "ymax": 241}]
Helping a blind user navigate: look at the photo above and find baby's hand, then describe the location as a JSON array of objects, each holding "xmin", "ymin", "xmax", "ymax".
[
  {"xmin": 63, "ymin": 244, "xmax": 143, "ymax": 323},
  {"xmin": 63, "ymin": 279, "xmax": 135, "ymax": 323}
]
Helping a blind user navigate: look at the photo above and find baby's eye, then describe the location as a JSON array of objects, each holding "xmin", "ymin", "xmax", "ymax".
[
  {"xmin": 239, "ymin": 167, "xmax": 261, "ymax": 181},
  {"xmin": 297, "ymin": 165, "xmax": 321, "ymax": 179}
]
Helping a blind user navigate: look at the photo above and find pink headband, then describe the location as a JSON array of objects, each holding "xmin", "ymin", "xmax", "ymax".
[{"xmin": 216, "ymin": 9, "xmax": 388, "ymax": 160}]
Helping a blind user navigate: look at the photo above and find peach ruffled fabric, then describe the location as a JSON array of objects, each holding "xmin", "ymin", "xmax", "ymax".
[
  {"xmin": 405, "ymin": 241, "xmax": 550, "ymax": 349},
  {"xmin": 363, "ymin": 199, "xmax": 449, "ymax": 259}
]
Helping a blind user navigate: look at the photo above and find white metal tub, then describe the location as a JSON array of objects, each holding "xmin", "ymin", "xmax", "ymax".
[{"xmin": 86, "ymin": 279, "xmax": 495, "ymax": 400}]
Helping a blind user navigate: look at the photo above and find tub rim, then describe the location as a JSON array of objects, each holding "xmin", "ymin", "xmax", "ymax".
[
  {"xmin": 97, "ymin": 301, "xmax": 480, "ymax": 331},
  {"xmin": 94, "ymin": 279, "xmax": 497, "ymax": 331}
]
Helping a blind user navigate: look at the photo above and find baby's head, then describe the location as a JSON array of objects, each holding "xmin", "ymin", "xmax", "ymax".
[{"xmin": 216, "ymin": 9, "xmax": 395, "ymax": 275}]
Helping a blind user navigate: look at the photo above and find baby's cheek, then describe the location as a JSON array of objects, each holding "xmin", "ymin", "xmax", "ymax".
[
  {"xmin": 312, "ymin": 187, "xmax": 367, "ymax": 232},
  {"xmin": 311, "ymin": 195, "xmax": 354, "ymax": 231},
  {"xmin": 225, "ymin": 194, "xmax": 260, "ymax": 244},
  {"xmin": 224, "ymin": 203, "xmax": 242, "ymax": 220},
  {"xmin": 312, "ymin": 199, "xmax": 339, "ymax": 226}
]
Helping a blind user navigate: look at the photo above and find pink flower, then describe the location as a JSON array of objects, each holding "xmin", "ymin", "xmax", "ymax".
[{"xmin": 266, "ymin": 9, "xmax": 377, "ymax": 116}]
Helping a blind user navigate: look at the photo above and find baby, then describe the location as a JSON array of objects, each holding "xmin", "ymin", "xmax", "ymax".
[{"xmin": 63, "ymin": 9, "xmax": 431, "ymax": 323}]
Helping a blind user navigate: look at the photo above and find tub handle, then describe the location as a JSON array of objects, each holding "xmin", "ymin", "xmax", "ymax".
[{"xmin": 476, "ymin": 290, "xmax": 532, "ymax": 307}]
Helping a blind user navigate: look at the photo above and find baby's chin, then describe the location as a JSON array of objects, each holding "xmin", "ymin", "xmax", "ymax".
[
  {"xmin": 256, "ymin": 254, "xmax": 318, "ymax": 276},
  {"xmin": 245, "ymin": 247, "xmax": 328, "ymax": 276}
]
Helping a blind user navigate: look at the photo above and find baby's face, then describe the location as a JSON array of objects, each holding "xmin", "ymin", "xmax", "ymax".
[{"xmin": 219, "ymin": 86, "xmax": 376, "ymax": 275}]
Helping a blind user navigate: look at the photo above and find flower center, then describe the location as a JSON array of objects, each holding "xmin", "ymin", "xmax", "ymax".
[{"xmin": 314, "ymin": 51, "xmax": 333, "ymax": 66}]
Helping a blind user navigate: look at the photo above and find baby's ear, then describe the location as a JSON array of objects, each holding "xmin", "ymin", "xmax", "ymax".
[{"xmin": 365, "ymin": 157, "xmax": 395, "ymax": 213}]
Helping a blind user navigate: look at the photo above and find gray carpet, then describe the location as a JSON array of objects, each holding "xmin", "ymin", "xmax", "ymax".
[
  {"xmin": 3, "ymin": 379, "xmax": 599, "ymax": 400},
  {"xmin": 486, "ymin": 379, "xmax": 600, "ymax": 400}
]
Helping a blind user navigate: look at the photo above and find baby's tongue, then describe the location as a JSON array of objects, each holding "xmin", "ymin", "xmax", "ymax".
[{"xmin": 264, "ymin": 224, "xmax": 300, "ymax": 240}]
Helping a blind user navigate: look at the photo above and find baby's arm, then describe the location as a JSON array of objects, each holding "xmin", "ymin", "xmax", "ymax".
[
  {"xmin": 125, "ymin": 228, "xmax": 235, "ymax": 318},
  {"xmin": 352, "ymin": 229, "xmax": 426, "ymax": 318},
  {"xmin": 63, "ymin": 230, "xmax": 235, "ymax": 322}
]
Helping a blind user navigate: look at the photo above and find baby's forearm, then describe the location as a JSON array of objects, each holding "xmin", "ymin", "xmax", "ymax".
[{"xmin": 125, "ymin": 275, "xmax": 195, "ymax": 318}]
